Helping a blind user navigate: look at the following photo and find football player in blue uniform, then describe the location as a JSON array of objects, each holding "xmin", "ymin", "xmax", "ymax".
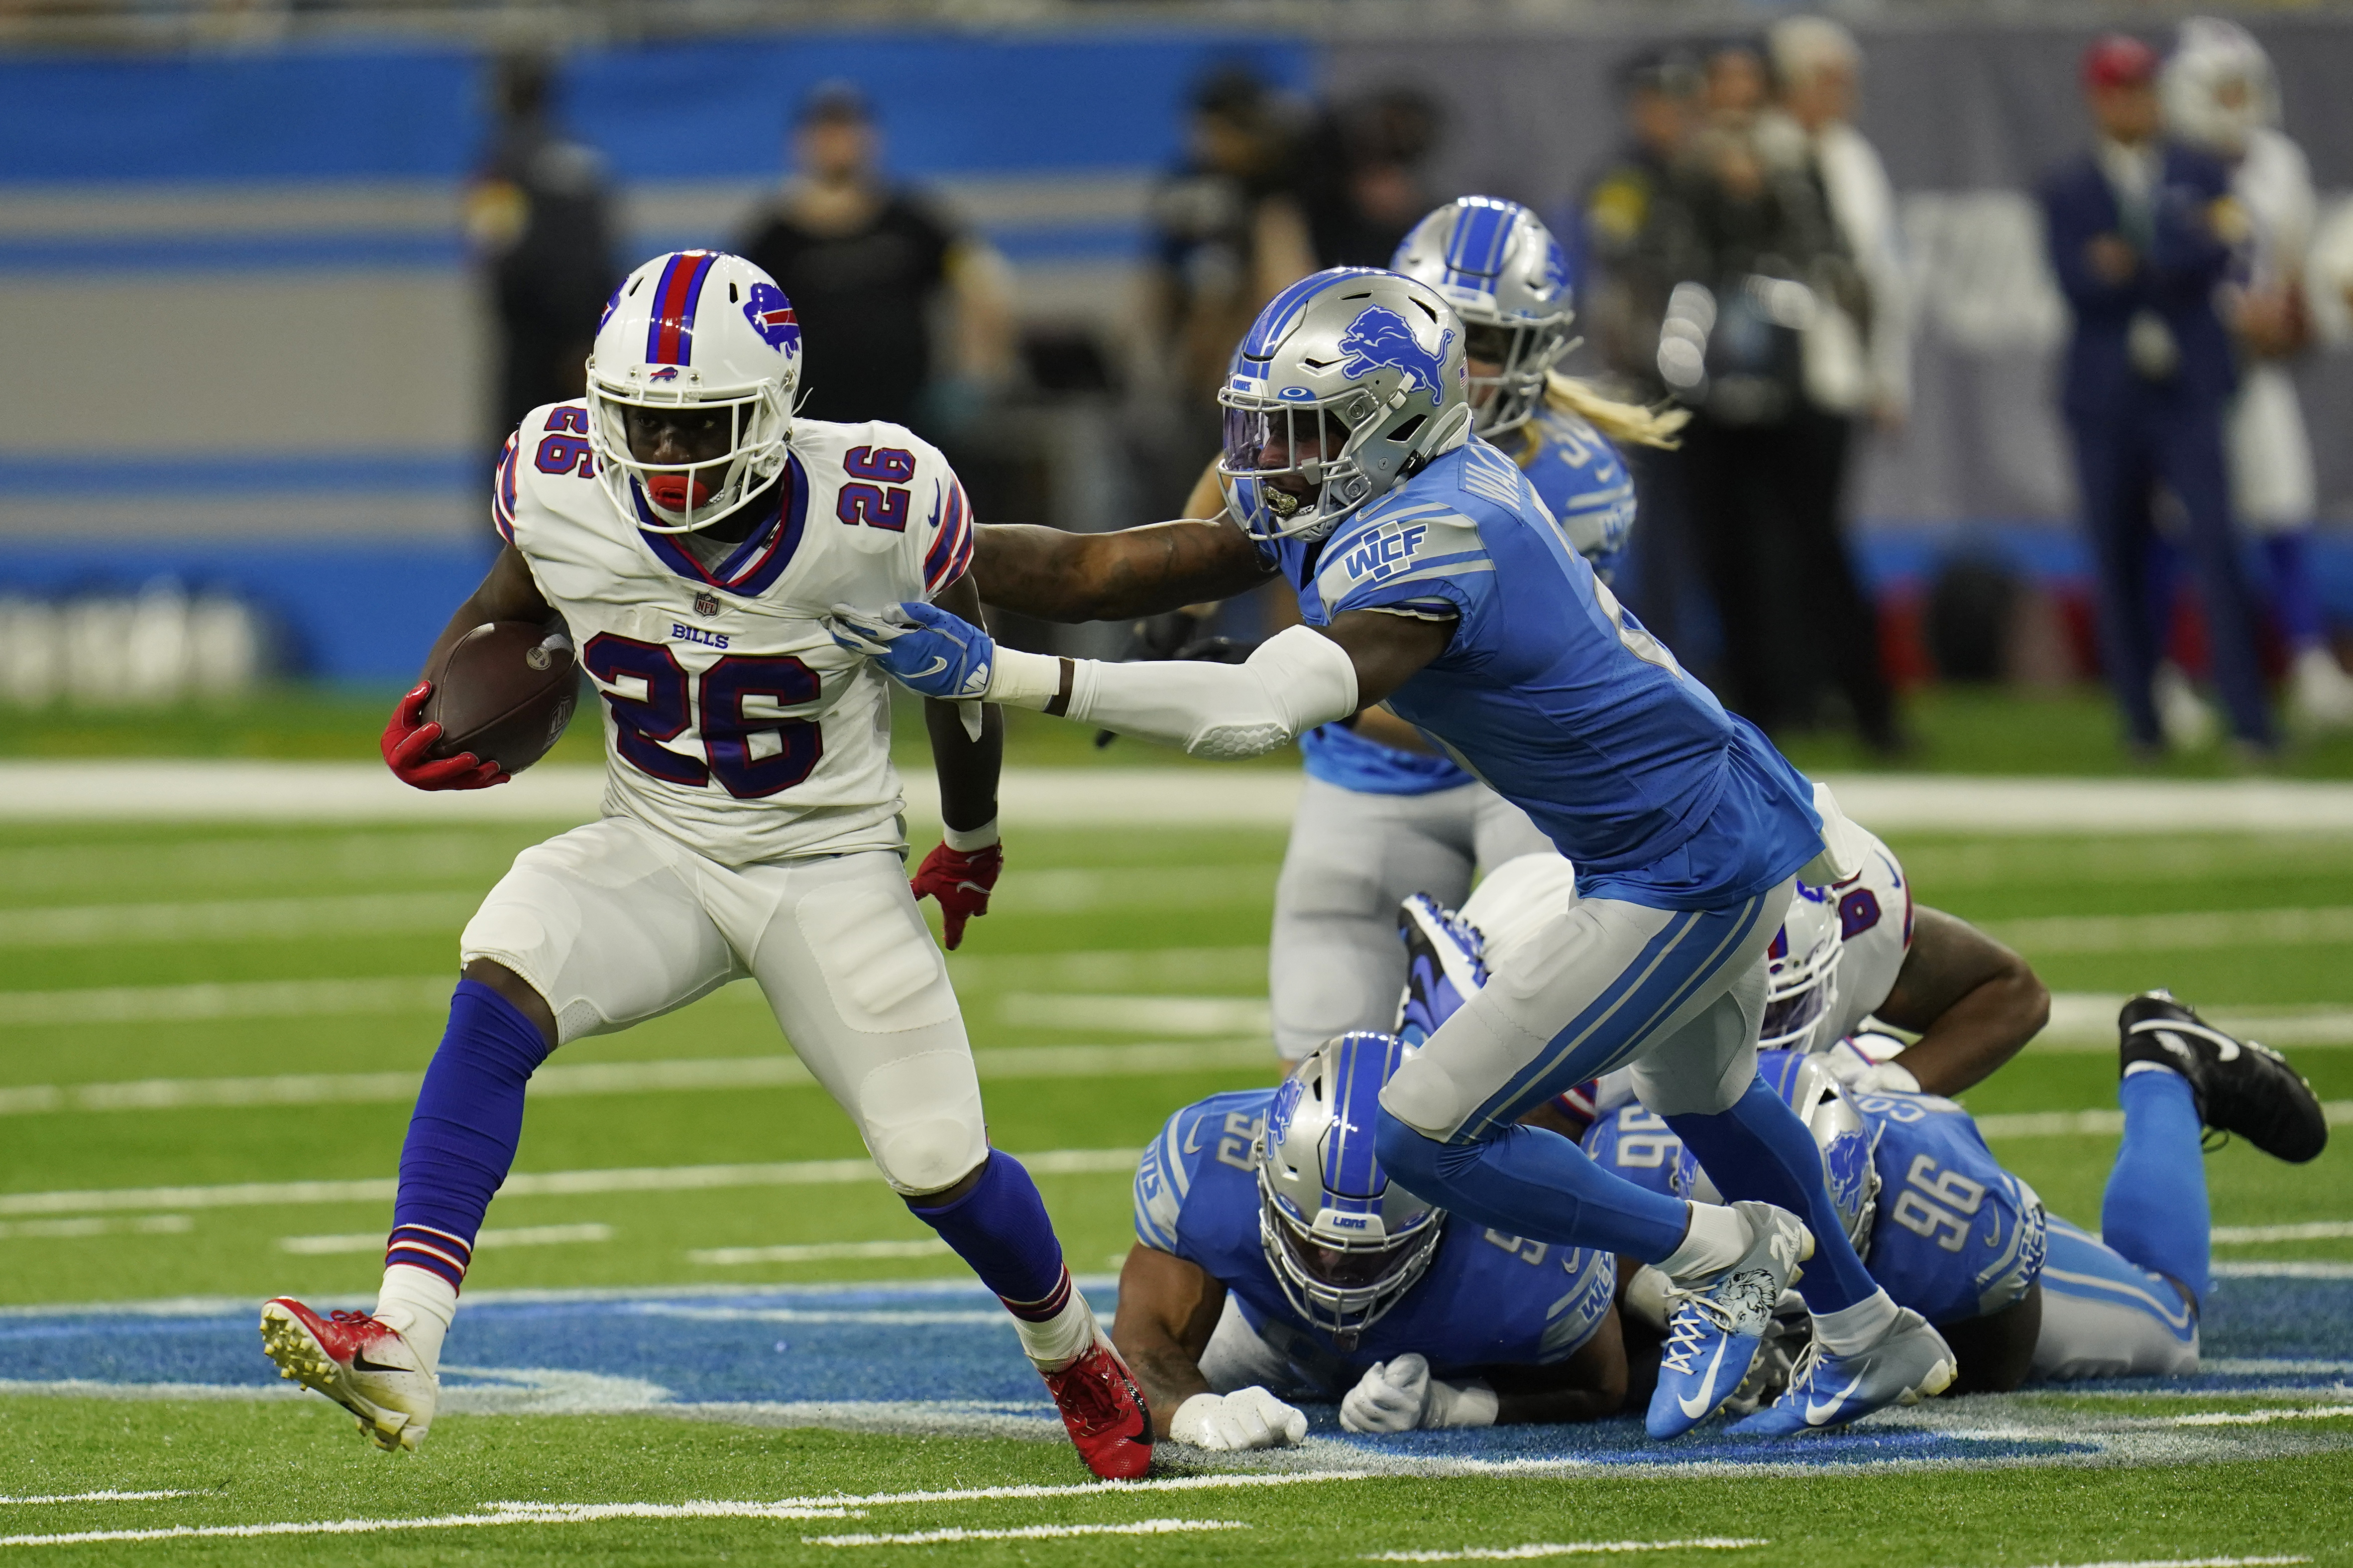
[
  {"xmin": 1113, "ymin": 1030, "xmax": 1623, "ymax": 1451},
  {"xmin": 832, "ymin": 264, "xmax": 1954, "ymax": 1437}
]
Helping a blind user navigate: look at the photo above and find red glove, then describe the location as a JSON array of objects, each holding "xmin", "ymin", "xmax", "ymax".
[
  {"xmin": 381, "ymin": 681, "xmax": 508, "ymax": 791},
  {"xmin": 911, "ymin": 840, "xmax": 1002, "ymax": 950}
]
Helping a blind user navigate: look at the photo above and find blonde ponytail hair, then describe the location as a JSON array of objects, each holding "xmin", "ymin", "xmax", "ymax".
[{"xmin": 1536, "ymin": 372, "xmax": 1689, "ymax": 451}]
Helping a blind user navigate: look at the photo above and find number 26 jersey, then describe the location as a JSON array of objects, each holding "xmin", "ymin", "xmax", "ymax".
[{"xmin": 495, "ymin": 403, "xmax": 975, "ymax": 867}]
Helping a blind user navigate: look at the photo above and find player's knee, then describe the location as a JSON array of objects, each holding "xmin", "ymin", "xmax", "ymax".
[
  {"xmin": 461, "ymin": 958, "xmax": 557, "ymax": 1049},
  {"xmin": 1374, "ymin": 1106, "xmax": 1453, "ymax": 1199},
  {"xmin": 869, "ymin": 1117, "xmax": 988, "ymax": 1197}
]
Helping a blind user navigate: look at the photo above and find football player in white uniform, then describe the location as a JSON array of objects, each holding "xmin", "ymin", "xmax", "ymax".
[{"xmin": 257, "ymin": 250, "xmax": 1151, "ymax": 1479}]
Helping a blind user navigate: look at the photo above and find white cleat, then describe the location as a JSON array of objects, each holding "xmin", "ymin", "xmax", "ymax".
[
  {"xmin": 260, "ymin": 1297, "xmax": 437, "ymax": 1453},
  {"xmin": 2154, "ymin": 662, "xmax": 2218, "ymax": 753},
  {"xmin": 2290, "ymin": 646, "xmax": 2353, "ymax": 734}
]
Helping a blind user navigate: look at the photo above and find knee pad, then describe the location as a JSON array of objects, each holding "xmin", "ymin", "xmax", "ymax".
[
  {"xmin": 855, "ymin": 1048, "xmax": 986, "ymax": 1195},
  {"xmin": 1379, "ymin": 1052, "xmax": 1470, "ymax": 1142}
]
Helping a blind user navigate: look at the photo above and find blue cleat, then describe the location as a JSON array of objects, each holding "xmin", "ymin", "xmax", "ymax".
[
  {"xmin": 1395, "ymin": 892, "xmax": 1487, "ymax": 1045},
  {"xmin": 1727, "ymin": 1306, "xmax": 1956, "ymax": 1434},
  {"xmin": 1646, "ymin": 1200, "xmax": 1812, "ymax": 1439}
]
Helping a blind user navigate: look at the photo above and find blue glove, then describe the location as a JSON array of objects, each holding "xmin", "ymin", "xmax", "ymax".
[{"xmin": 827, "ymin": 600, "xmax": 995, "ymax": 700}]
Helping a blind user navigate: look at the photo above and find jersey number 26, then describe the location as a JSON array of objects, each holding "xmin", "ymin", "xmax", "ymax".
[{"xmin": 583, "ymin": 634, "xmax": 822, "ymax": 798}]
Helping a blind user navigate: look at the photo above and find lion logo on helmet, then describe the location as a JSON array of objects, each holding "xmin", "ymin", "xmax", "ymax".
[{"xmin": 1336, "ymin": 304, "xmax": 1454, "ymax": 408}]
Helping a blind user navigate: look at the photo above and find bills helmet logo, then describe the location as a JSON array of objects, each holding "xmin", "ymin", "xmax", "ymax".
[
  {"xmin": 648, "ymin": 366, "xmax": 680, "ymax": 382},
  {"xmin": 742, "ymin": 283, "xmax": 802, "ymax": 355},
  {"xmin": 1337, "ymin": 305, "xmax": 1454, "ymax": 408},
  {"xmin": 596, "ymin": 284, "xmax": 622, "ymax": 335},
  {"xmin": 693, "ymin": 591, "xmax": 721, "ymax": 618}
]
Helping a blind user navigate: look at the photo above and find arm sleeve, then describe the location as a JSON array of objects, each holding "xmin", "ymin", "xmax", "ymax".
[{"xmin": 992, "ymin": 624, "xmax": 1359, "ymax": 760}]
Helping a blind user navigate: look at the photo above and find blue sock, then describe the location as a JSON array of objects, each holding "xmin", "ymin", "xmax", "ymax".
[
  {"xmin": 1667, "ymin": 1078, "xmax": 1879, "ymax": 1313},
  {"xmin": 2264, "ymin": 534, "xmax": 2326, "ymax": 649},
  {"xmin": 1374, "ymin": 1109, "xmax": 1690, "ymax": 1260},
  {"xmin": 907, "ymin": 1151, "xmax": 1069, "ymax": 1316},
  {"xmin": 2103, "ymin": 1066, "xmax": 2210, "ymax": 1308},
  {"xmin": 388, "ymin": 978, "xmax": 554, "ymax": 1290}
]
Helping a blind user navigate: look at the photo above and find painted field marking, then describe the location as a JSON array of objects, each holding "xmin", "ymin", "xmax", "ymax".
[
  {"xmin": 806, "ymin": 1518, "xmax": 1245, "ymax": 1547},
  {"xmin": 2031, "ymin": 995, "xmax": 2353, "ymax": 1051},
  {"xmin": 0, "ymin": 891, "xmax": 479, "ymax": 949},
  {"xmin": 1977, "ymin": 1103, "xmax": 2352, "ymax": 1140},
  {"xmin": 0, "ymin": 1147, "xmax": 1141, "ymax": 1218},
  {"xmin": 2209, "ymin": 1221, "xmax": 2353, "ymax": 1244},
  {"xmin": 0, "ymin": 1505, "xmax": 859, "ymax": 1549},
  {"xmin": 0, "ymin": 1216, "xmax": 187, "ymax": 1241},
  {"xmin": 0, "ymin": 1040, "xmax": 1269, "ymax": 1117},
  {"xmin": 2159, "ymin": 1405, "xmax": 2353, "ymax": 1427},
  {"xmin": 999, "ymin": 993, "xmax": 1271, "ymax": 1037},
  {"xmin": 1990, "ymin": 906, "xmax": 2353, "ymax": 954},
  {"xmin": 2212, "ymin": 1261, "xmax": 2353, "ymax": 1278},
  {"xmin": 687, "ymin": 1239, "xmax": 950, "ymax": 1266},
  {"xmin": 1367, "ymin": 1540, "xmax": 1769, "ymax": 1563},
  {"xmin": 630, "ymin": 1303, "xmax": 1007, "ymax": 1325},
  {"xmin": 1999, "ymin": 1558, "xmax": 2310, "ymax": 1568},
  {"xmin": 0, "ymin": 829, "xmax": 520, "ymax": 897},
  {"xmin": 0, "ymin": 977, "xmax": 454, "ymax": 1029},
  {"xmin": 281, "ymin": 1223, "xmax": 612, "ymax": 1256},
  {"xmin": 0, "ymin": 1492, "xmax": 197, "ymax": 1506}
]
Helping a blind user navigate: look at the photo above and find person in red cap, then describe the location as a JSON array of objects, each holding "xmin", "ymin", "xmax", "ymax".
[{"xmin": 2039, "ymin": 35, "xmax": 2277, "ymax": 756}]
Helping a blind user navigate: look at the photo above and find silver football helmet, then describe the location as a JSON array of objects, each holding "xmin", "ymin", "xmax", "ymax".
[
  {"xmin": 1256, "ymin": 1030, "xmax": 1445, "ymax": 1347},
  {"xmin": 1675, "ymin": 1049, "xmax": 1879, "ymax": 1255},
  {"xmin": 1390, "ymin": 196, "xmax": 1576, "ymax": 438},
  {"xmin": 1760, "ymin": 886, "xmax": 1844, "ymax": 1055},
  {"xmin": 1218, "ymin": 267, "xmax": 1473, "ymax": 544},
  {"xmin": 2163, "ymin": 17, "xmax": 2277, "ymax": 159}
]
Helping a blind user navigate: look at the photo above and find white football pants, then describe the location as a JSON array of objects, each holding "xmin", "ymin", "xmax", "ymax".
[
  {"xmin": 1270, "ymin": 775, "xmax": 1552, "ymax": 1061},
  {"xmin": 459, "ymin": 816, "xmax": 985, "ymax": 1196}
]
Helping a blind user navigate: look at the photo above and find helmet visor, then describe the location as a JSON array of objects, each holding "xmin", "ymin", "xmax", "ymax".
[
  {"xmin": 1262, "ymin": 1190, "xmax": 1429, "ymax": 1293},
  {"xmin": 1216, "ymin": 391, "xmax": 1378, "ymax": 540},
  {"xmin": 1759, "ymin": 981, "xmax": 1830, "ymax": 1050}
]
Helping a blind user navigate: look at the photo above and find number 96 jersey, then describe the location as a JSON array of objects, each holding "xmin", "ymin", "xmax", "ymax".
[{"xmin": 495, "ymin": 404, "xmax": 975, "ymax": 867}]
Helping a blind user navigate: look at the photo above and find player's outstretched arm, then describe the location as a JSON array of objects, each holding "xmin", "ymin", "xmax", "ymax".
[
  {"xmin": 1109, "ymin": 1244, "xmax": 1225, "ymax": 1438},
  {"xmin": 382, "ymin": 544, "xmax": 557, "ymax": 792},
  {"xmin": 970, "ymin": 518, "xmax": 1275, "ymax": 625},
  {"xmin": 829, "ymin": 600, "xmax": 1448, "ymax": 762},
  {"xmin": 911, "ymin": 575, "xmax": 1005, "ymax": 951},
  {"xmin": 1872, "ymin": 907, "xmax": 2052, "ymax": 1097}
]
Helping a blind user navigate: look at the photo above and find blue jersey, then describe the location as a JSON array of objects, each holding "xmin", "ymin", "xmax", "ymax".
[
  {"xmin": 1135, "ymin": 1090, "xmax": 1616, "ymax": 1393},
  {"xmin": 1583, "ymin": 1091, "xmax": 2045, "ymax": 1327},
  {"xmin": 1295, "ymin": 412, "xmax": 1638, "ymax": 799},
  {"xmin": 1268, "ymin": 437, "xmax": 1820, "ymax": 906}
]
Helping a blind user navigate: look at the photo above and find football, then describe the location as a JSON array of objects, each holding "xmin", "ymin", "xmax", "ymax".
[{"xmin": 421, "ymin": 619, "xmax": 580, "ymax": 775}]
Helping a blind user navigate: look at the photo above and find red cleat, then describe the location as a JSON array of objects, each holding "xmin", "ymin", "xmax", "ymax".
[
  {"xmin": 1041, "ymin": 1336, "xmax": 1153, "ymax": 1480},
  {"xmin": 259, "ymin": 1296, "xmax": 437, "ymax": 1453}
]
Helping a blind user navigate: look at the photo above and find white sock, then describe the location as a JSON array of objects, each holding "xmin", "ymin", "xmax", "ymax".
[
  {"xmin": 375, "ymin": 1265, "xmax": 457, "ymax": 1373},
  {"xmin": 1812, "ymin": 1287, "xmax": 1900, "ymax": 1355},
  {"xmin": 1657, "ymin": 1202, "xmax": 1750, "ymax": 1285},
  {"xmin": 1011, "ymin": 1278, "xmax": 1100, "ymax": 1371}
]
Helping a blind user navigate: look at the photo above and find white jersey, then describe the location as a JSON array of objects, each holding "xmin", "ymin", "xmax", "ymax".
[
  {"xmin": 1821, "ymin": 824, "xmax": 1912, "ymax": 1043},
  {"xmin": 494, "ymin": 404, "xmax": 975, "ymax": 867}
]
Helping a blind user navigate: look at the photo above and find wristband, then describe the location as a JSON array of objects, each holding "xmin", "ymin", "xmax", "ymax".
[
  {"xmin": 943, "ymin": 818, "xmax": 1000, "ymax": 852},
  {"xmin": 985, "ymin": 646, "xmax": 1067, "ymax": 711}
]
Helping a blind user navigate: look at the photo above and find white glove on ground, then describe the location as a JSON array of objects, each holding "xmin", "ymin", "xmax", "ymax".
[
  {"xmin": 1338, "ymin": 1354, "xmax": 1499, "ymax": 1433},
  {"xmin": 1168, "ymin": 1386, "xmax": 1308, "ymax": 1451}
]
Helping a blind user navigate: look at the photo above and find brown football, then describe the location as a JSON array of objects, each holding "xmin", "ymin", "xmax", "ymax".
[{"xmin": 422, "ymin": 621, "xmax": 580, "ymax": 775}]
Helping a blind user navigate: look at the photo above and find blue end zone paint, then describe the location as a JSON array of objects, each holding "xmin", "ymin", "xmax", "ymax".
[
  {"xmin": 0, "ymin": 540, "xmax": 496, "ymax": 684},
  {"xmin": 3, "ymin": 1273, "xmax": 2347, "ymax": 1470}
]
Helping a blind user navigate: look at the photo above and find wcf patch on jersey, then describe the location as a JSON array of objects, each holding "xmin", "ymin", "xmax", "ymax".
[{"xmin": 1339, "ymin": 522, "xmax": 1429, "ymax": 585}]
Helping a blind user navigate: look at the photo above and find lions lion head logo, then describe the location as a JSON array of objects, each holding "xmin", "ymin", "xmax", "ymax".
[{"xmin": 1336, "ymin": 304, "xmax": 1453, "ymax": 408}]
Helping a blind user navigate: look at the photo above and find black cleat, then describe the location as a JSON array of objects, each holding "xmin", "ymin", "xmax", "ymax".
[{"xmin": 2118, "ymin": 990, "xmax": 2328, "ymax": 1164}]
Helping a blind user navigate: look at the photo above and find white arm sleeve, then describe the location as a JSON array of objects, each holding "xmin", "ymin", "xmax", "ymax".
[{"xmin": 986, "ymin": 624, "xmax": 1359, "ymax": 760}]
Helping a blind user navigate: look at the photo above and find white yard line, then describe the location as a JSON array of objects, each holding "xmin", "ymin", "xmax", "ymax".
[
  {"xmin": 1970, "ymin": 1103, "xmax": 2352, "ymax": 1140},
  {"xmin": 0, "ymin": 1216, "xmax": 188, "ymax": 1241},
  {"xmin": 998, "ymin": 993, "xmax": 1272, "ymax": 1037},
  {"xmin": 2158, "ymin": 1406, "xmax": 2353, "ymax": 1428},
  {"xmin": 0, "ymin": 1147, "xmax": 1141, "ymax": 1218},
  {"xmin": 0, "ymin": 1040, "xmax": 1270, "ymax": 1117},
  {"xmin": 0, "ymin": 1506, "xmax": 858, "ymax": 1549},
  {"xmin": 687, "ymin": 1239, "xmax": 951, "ymax": 1266},
  {"xmin": 0, "ymin": 1492, "xmax": 196, "ymax": 1506},
  {"xmin": 2212, "ymin": 1261, "xmax": 2353, "ymax": 1278},
  {"xmin": 806, "ymin": 1518, "xmax": 1246, "ymax": 1546},
  {"xmin": 0, "ymin": 892, "xmax": 479, "ymax": 949},
  {"xmin": 2208, "ymin": 1221, "xmax": 2353, "ymax": 1244},
  {"xmin": 2030, "ymin": 994, "xmax": 2353, "ymax": 1050},
  {"xmin": 2000, "ymin": 1558, "xmax": 2311, "ymax": 1568},
  {"xmin": 1366, "ymin": 1541, "xmax": 1769, "ymax": 1563},
  {"xmin": 280, "ymin": 1223, "xmax": 613, "ymax": 1255}
]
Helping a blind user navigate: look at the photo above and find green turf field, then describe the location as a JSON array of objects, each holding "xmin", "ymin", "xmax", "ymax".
[{"xmin": 2, "ymin": 804, "xmax": 2348, "ymax": 1560}]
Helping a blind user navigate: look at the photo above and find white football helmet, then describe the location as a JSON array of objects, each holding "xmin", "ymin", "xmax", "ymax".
[
  {"xmin": 1760, "ymin": 886, "xmax": 1843, "ymax": 1055},
  {"xmin": 2163, "ymin": 17, "xmax": 2277, "ymax": 159},
  {"xmin": 1675, "ymin": 1049, "xmax": 1880, "ymax": 1255},
  {"xmin": 1218, "ymin": 267, "xmax": 1472, "ymax": 544},
  {"xmin": 1256, "ymin": 1031, "xmax": 1445, "ymax": 1348},
  {"xmin": 1389, "ymin": 196, "xmax": 1576, "ymax": 438},
  {"xmin": 585, "ymin": 250, "xmax": 801, "ymax": 534}
]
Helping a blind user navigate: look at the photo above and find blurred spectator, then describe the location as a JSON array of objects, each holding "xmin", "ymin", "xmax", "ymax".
[
  {"xmin": 1301, "ymin": 86, "xmax": 1445, "ymax": 268},
  {"xmin": 1146, "ymin": 67, "xmax": 1317, "ymax": 415},
  {"xmin": 2164, "ymin": 18, "xmax": 2353, "ymax": 732},
  {"xmin": 2041, "ymin": 36, "xmax": 2276, "ymax": 755},
  {"xmin": 1666, "ymin": 35, "xmax": 1903, "ymax": 754},
  {"xmin": 736, "ymin": 82, "xmax": 1015, "ymax": 441},
  {"xmin": 466, "ymin": 54, "xmax": 619, "ymax": 458}
]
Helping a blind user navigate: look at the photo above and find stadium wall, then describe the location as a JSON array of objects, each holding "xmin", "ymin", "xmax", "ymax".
[{"xmin": 3, "ymin": 19, "xmax": 2349, "ymax": 681}]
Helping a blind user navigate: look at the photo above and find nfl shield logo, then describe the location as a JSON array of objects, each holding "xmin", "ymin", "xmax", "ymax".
[{"xmin": 693, "ymin": 592, "xmax": 721, "ymax": 618}]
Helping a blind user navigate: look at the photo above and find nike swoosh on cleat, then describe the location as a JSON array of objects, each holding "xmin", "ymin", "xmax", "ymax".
[
  {"xmin": 350, "ymin": 1352, "xmax": 407, "ymax": 1374},
  {"xmin": 1805, "ymin": 1370, "xmax": 1868, "ymax": 1426},
  {"xmin": 1677, "ymin": 1336, "xmax": 1732, "ymax": 1419}
]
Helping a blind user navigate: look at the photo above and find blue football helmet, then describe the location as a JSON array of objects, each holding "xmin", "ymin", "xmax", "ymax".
[
  {"xmin": 1673, "ymin": 1049, "xmax": 1879, "ymax": 1256},
  {"xmin": 1256, "ymin": 1031, "xmax": 1446, "ymax": 1347},
  {"xmin": 1390, "ymin": 196, "xmax": 1576, "ymax": 438}
]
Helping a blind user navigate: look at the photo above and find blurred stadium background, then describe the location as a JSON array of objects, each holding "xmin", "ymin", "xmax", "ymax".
[{"xmin": 7, "ymin": 0, "xmax": 2353, "ymax": 756}]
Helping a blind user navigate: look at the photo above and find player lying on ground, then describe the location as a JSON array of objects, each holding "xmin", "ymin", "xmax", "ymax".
[
  {"xmin": 834, "ymin": 265, "xmax": 1953, "ymax": 1437},
  {"xmin": 257, "ymin": 250, "xmax": 1150, "ymax": 1478},
  {"xmin": 1110, "ymin": 1031, "xmax": 1624, "ymax": 1451},
  {"xmin": 1401, "ymin": 873, "xmax": 2328, "ymax": 1400}
]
